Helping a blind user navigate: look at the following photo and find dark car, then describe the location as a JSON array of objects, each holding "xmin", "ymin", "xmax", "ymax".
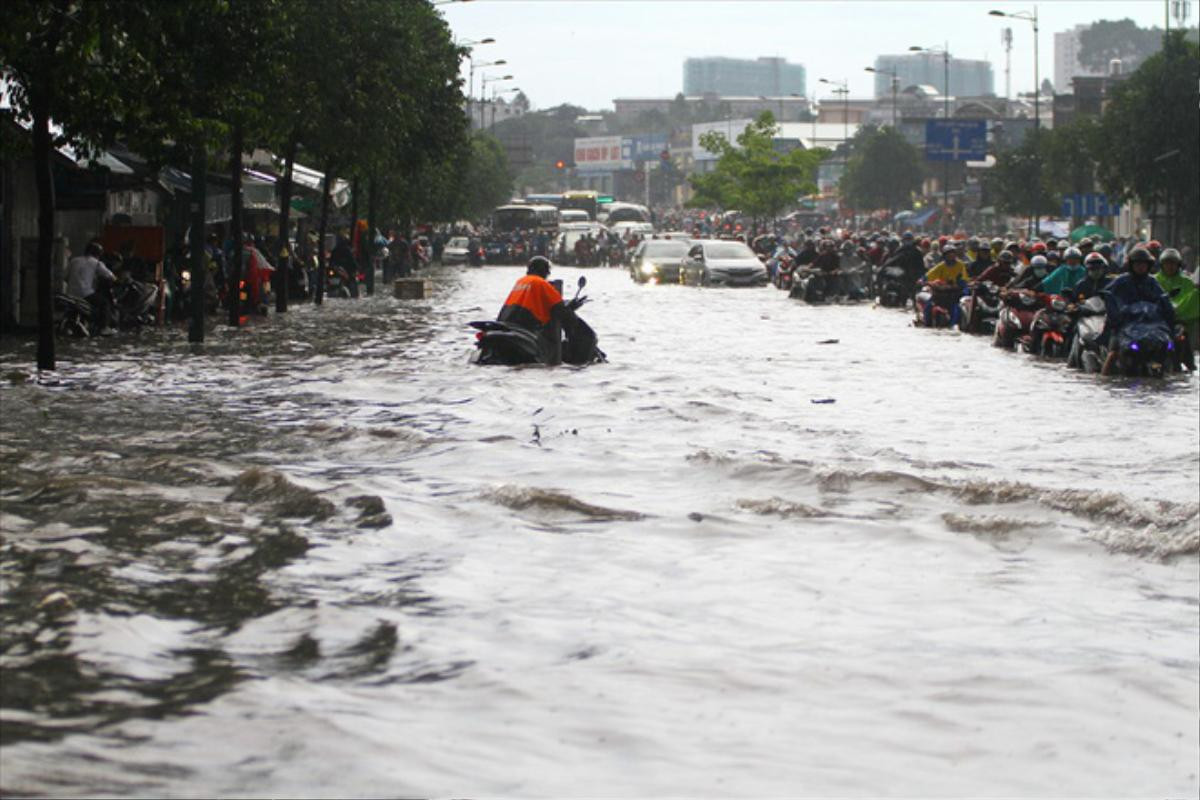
[
  {"xmin": 630, "ymin": 239, "xmax": 691, "ymax": 284},
  {"xmin": 483, "ymin": 239, "xmax": 511, "ymax": 264}
]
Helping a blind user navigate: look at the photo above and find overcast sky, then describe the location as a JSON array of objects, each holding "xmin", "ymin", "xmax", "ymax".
[{"xmin": 442, "ymin": 0, "xmax": 1176, "ymax": 109}]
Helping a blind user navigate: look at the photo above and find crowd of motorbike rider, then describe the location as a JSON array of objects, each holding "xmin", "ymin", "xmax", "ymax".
[{"xmin": 754, "ymin": 225, "xmax": 1196, "ymax": 375}]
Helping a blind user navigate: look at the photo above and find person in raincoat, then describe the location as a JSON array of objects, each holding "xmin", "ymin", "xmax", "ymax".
[
  {"xmin": 1155, "ymin": 248, "xmax": 1198, "ymax": 365},
  {"xmin": 1038, "ymin": 247, "xmax": 1087, "ymax": 296}
]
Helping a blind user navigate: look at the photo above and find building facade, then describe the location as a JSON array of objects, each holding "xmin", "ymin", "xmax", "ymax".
[
  {"xmin": 683, "ymin": 57, "xmax": 806, "ymax": 98},
  {"xmin": 871, "ymin": 53, "xmax": 995, "ymax": 98}
]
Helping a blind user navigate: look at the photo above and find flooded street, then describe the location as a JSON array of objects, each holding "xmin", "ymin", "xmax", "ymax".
[{"xmin": 1, "ymin": 265, "xmax": 1197, "ymax": 797}]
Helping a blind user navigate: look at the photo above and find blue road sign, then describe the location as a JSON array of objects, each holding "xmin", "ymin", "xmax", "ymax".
[
  {"xmin": 925, "ymin": 120, "xmax": 988, "ymax": 161},
  {"xmin": 629, "ymin": 134, "xmax": 669, "ymax": 162},
  {"xmin": 1060, "ymin": 193, "xmax": 1121, "ymax": 218}
]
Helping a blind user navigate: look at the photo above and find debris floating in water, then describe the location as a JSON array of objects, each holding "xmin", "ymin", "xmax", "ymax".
[
  {"xmin": 817, "ymin": 339, "xmax": 840, "ymax": 345},
  {"xmin": 811, "ymin": 398, "xmax": 836, "ymax": 404}
]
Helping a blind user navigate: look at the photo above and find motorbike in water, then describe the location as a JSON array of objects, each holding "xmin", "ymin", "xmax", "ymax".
[
  {"xmin": 1107, "ymin": 300, "xmax": 1181, "ymax": 378},
  {"xmin": 325, "ymin": 266, "xmax": 352, "ymax": 299},
  {"xmin": 957, "ymin": 281, "xmax": 1001, "ymax": 335},
  {"xmin": 993, "ymin": 288, "xmax": 1046, "ymax": 350},
  {"xmin": 54, "ymin": 292, "xmax": 97, "ymax": 338},
  {"xmin": 469, "ymin": 276, "xmax": 606, "ymax": 367},
  {"xmin": 1067, "ymin": 295, "xmax": 1108, "ymax": 372},
  {"xmin": 1028, "ymin": 295, "xmax": 1074, "ymax": 358},
  {"xmin": 875, "ymin": 265, "xmax": 909, "ymax": 309},
  {"xmin": 790, "ymin": 268, "xmax": 867, "ymax": 304},
  {"xmin": 913, "ymin": 281, "xmax": 962, "ymax": 328}
]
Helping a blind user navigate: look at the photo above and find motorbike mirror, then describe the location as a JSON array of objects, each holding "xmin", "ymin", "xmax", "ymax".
[{"xmin": 577, "ymin": 276, "xmax": 587, "ymax": 289}]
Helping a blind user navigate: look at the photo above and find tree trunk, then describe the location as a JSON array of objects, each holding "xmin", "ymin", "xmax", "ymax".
[
  {"xmin": 366, "ymin": 179, "xmax": 377, "ymax": 296},
  {"xmin": 349, "ymin": 177, "xmax": 359, "ymax": 298},
  {"xmin": 31, "ymin": 91, "xmax": 55, "ymax": 371},
  {"xmin": 275, "ymin": 133, "xmax": 297, "ymax": 313},
  {"xmin": 227, "ymin": 121, "xmax": 244, "ymax": 326},
  {"xmin": 188, "ymin": 142, "xmax": 208, "ymax": 343},
  {"xmin": 315, "ymin": 158, "xmax": 335, "ymax": 306}
]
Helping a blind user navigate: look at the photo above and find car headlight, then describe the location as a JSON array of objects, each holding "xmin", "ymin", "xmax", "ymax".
[{"xmin": 640, "ymin": 262, "xmax": 658, "ymax": 275}]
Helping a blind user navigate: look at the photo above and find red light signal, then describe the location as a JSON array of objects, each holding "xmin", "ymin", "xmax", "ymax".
[{"xmin": 554, "ymin": 159, "xmax": 566, "ymax": 170}]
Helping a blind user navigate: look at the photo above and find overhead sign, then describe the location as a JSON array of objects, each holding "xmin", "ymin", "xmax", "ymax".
[
  {"xmin": 925, "ymin": 120, "xmax": 987, "ymax": 161},
  {"xmin": 573, "ymin": 136, "xmax": 628, "ymax": 171},
  {"xmin": 1061, "ymin": 193, "xmax": 1122, "ymax": 218}
]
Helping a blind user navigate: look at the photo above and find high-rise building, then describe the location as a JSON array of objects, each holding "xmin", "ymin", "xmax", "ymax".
[
  {"xmin": 683, "ymin": 57, "xmax": 806, "ymax": 98},
  {"xmin": 871, "ymin": 53, "xmax": 994, "ymax": 98},
  {"xmin": 1054, "ymin": 24, "xmax": 1107, "ymax": 93}
]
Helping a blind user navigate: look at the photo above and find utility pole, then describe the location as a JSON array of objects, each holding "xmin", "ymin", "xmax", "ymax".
[{"xmin": 1002, "ymin": 27, "xmax": 1013, "ymax": 102}]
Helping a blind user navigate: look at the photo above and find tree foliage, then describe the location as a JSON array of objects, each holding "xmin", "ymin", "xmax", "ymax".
[
  {"xmin": 839, "ymin": 125, "xmax": 924, "ymax": 213},
  {"xmin": 686, "ymin": 112, "xmax": 825, "ymax": 221},
  {"xmin": 1077, "ymin": 19, "xmax": 1165, "ymax": 73},
  {"xmin": 1093, "ymin": 31, "xmax": 1199, "ymax": 243}
]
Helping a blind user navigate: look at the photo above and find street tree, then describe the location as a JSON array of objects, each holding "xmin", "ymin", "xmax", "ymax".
[
  {"xmin": 839, "ymin": 125, "xmax": 924, "ymax": 218},
  {"xmin": 0, "ymin": 1, "xmax": 161, "ymax": 369},
  {"xmin": 686, "ymin": 112, "xmax": 825, "ymax": 228},
  {"xmin": 1093, "ymin": 31, "xmax": 1199, "ymax": 246}
]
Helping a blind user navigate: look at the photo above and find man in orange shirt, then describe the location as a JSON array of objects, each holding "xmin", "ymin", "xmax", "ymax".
[{"xmin": 498, "ymin": 256, "xmax": 568, "ymax": 330}]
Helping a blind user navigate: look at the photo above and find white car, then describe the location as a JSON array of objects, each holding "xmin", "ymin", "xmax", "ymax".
[
  {"xmin": 610, "ymin": 221, "xmax": 655, "ymax": 238},
  {"xmin": 442, "ymin": 236, "xmax": 471, "ymax": 265},
  {"xmin": 680, "ymin": 240, "xmax": 768, "ymax": 287}
]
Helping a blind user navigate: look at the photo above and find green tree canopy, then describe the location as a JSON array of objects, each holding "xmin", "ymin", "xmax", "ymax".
[
  {"xmin": 839, "ymin": 125, "xmax": 924, "ymax": 214},
  {"xmin": 1077, "ymin": 19, "xmax": 1164, "ymax": 73},
  {"xmin": 1094, "ymin": 31, "xmax": 1199, "ymax": 245},
  {"xmin": 686, "ymin": 112, "xmax": 826, "ymax": 223}
]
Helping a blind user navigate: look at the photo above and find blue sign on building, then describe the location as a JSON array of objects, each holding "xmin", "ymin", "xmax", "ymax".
[
  {"xmin": 924, "ymin": 120, "xmax": 988, "ymax": 161},
  {"xmin": 1061, "ymin": 193, "xmax": 1121, "ymax": 218},
  {"xmin": 628, "ymin": 134, "xmax": 669, "ymax": 162}
]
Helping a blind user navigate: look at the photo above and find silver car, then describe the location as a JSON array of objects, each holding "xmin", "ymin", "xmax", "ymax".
[
  {"xmin": 442, "ymin": 236, "xmax": 471, "ymax": 265},
  {"xmin": 680, "ymin": 240, "xmax": 768, "ymax": 287}
]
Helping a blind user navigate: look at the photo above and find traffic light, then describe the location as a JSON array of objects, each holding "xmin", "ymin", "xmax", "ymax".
[{"xmin": 554, "ymin": 159, "xmax": 566, "ymax": 170}]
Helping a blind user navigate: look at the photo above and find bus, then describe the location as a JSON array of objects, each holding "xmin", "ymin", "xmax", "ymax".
[
  {"xmin": 560, "ymin": 190, "xmax": 600, "ymax": 221},
  {"xmin": 524, "ymin": 193, "xmax": 563, "ymax": 208},
  {"xmin": 492, "ymin": 204, "xmax": 560, "ymax": 235}
]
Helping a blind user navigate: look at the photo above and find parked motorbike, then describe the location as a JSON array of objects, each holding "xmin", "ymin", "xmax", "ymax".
[
  {"xmin": 993, "ymin": 288, "xmax": 1046, "ymax": 350},
  {"xmin": 958, "ymin": 281, "xmax": 1001, "ymax": 334},
  {"xmin": 469, "ymin": 277, "xmax": 605, "ymax": 367},
  {"xmin": 54, "ymin": 292, "xmax": 96, "ymax": 338},
  {"xmin": 113, "ymin": 278, "xmax": 159, "ymax": 329}
]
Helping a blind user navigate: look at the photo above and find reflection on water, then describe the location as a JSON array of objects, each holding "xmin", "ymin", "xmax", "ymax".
[{"xmin": 1, "ymin": 266, "xmax": 1197, "ymax": 797}]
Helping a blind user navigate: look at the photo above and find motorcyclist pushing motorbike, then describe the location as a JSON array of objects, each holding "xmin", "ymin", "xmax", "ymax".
[{"xmin": 498, "ymin": 256, "xmax": 585, "ymax": 362}]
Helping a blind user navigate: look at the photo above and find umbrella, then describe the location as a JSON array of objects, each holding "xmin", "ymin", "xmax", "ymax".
[{"xmin": 1070, "ymin": 223, "xmax": 1116, "ymax": 243}]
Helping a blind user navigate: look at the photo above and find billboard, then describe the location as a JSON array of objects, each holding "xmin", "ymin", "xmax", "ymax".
[{"xmin": 574, "ymin": 136, "xmax": 628, "ymax": 171}]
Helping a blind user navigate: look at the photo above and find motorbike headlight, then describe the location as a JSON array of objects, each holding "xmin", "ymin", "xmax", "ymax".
[{"xmin": 180, "ymin": 270, "xmax": 191, "ymax": 282}]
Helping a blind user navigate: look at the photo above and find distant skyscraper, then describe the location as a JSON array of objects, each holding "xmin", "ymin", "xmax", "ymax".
[
  {"xmin": 871, "ymin": 53, "xmax": 995, "ymax": 98},
  {"xmin": 683, "ymin": 57, "xmax": 806, "ymax": 97},
  {"xmin": 1054, "ymin": 24, "xmax": 1107, "ymax": 93}
]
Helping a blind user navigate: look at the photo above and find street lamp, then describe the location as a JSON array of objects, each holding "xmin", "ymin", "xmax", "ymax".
[
  {"xmin": 460, "ymin": 38, "xmax": 495, "ymax": 129},
  {"xmin": 481, "ymin": 73, "xmax": 513, "ymax": 129},
  {"xmin": 491, "ymin": 86, "xmax": 520, "ymax": 128},
  {"xmin": 475, "ymin": 60, "xmax": 507, "ymax": 128},
  {"xmin": 910, "ymin": 45, "xmax": 952, "ymax": 232},
  {"xmin": 818, "ymin": 78, "xmax": 849, "ymax": 155},
  {"xmin": 990, "ymin": 7, "xmax": 1040, "ymax": 237},
  {"xmin": 865, "ymin": 65, "xmax": 900, "ymax": 127}
]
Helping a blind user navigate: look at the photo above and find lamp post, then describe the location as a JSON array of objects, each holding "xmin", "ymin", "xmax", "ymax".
[
  {"xmin": 460, "ymin": 38, "xmax": 495, "ymax": 130},
  {"xmin": 910, "ymin": 45, "xmax": 952, "ymax": 232},
  {"xmin": 491, "ymin": 86, "xmax": 520, "ymax": 128},
  {"xmin": 818, "ymin": 78, "xmax": 849, "ymax": 154},
  {"xmin": 865, "ymin": 66, "xmax": 900, "ymax": 127},
  {"xmin": 475, "ymin": 62, "xmax": 508, "ymax": 128},
  {"xmin": 480, "ymin": 73, "xmax": 513, "ymax": 130},
  {"xmin": 990, "ymin": 7, "xmax": 1040, "ymax": 238}
]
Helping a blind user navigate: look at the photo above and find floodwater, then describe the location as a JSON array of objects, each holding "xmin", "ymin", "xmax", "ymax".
[{"xmin": 1, "ymin": 265, "xmax": 1197, "ymax": 797}]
